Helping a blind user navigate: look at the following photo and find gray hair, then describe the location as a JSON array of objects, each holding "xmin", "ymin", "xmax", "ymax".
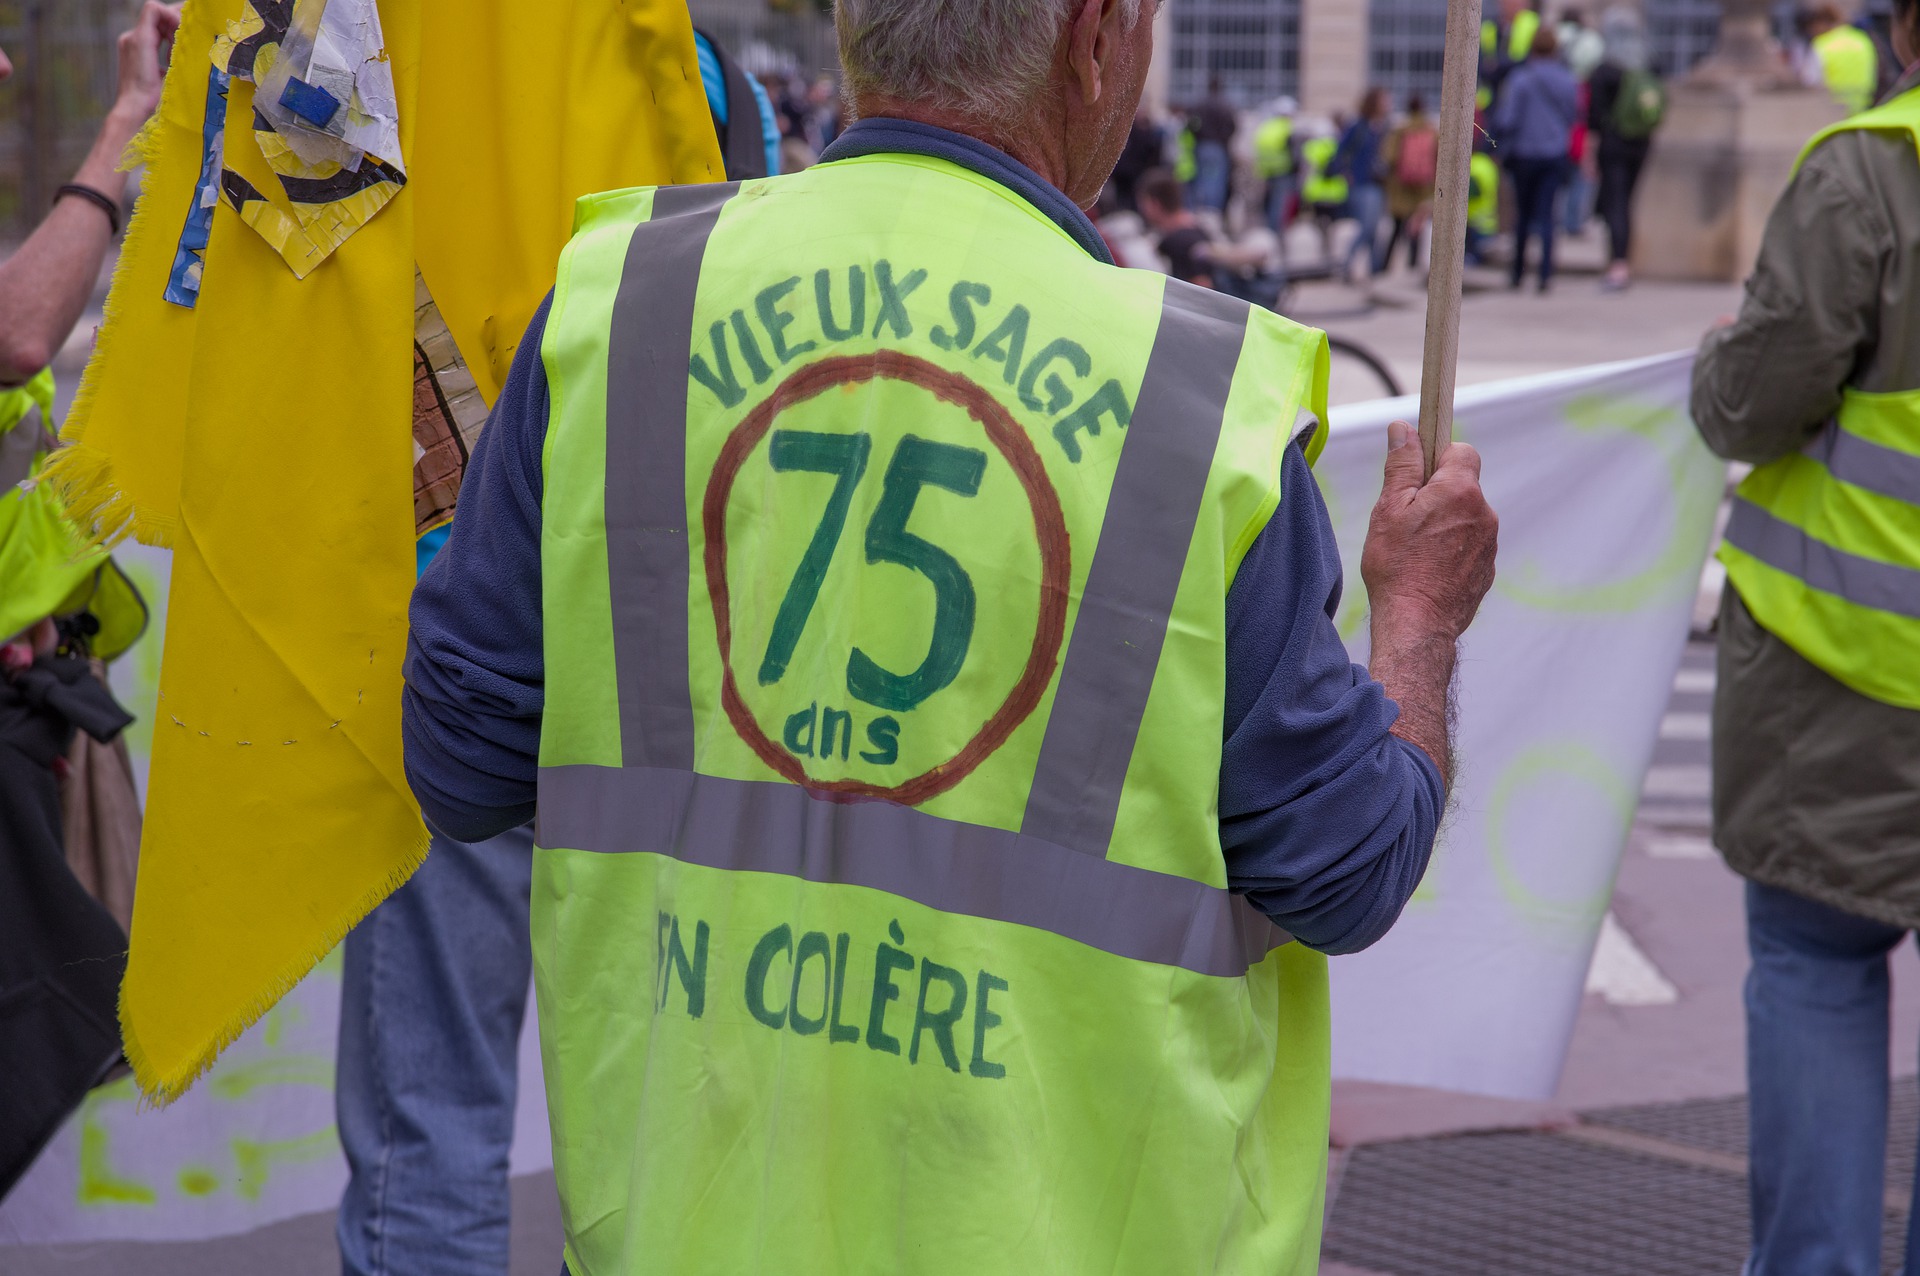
[{"xmin": 837, "ymin": 0, "xmax": 1145, "ymax": 120}]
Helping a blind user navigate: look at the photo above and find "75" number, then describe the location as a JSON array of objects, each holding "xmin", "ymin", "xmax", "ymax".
[{"xmin": 755, "ymin": 430, "xmax": 987, "ymax": 714}]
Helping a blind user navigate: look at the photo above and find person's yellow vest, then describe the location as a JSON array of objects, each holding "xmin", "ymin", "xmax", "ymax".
[
  {"xmin": 1720, "ymin": 86, "xmax": 1920, "ymax": 710},
  {"xmin": 1468, "ymin": 151, "xmax": 1502, "ymax": 236},
  {"xmin": 1175, "ymin": 123, "xmax": 1198, "ymax": 182},
  {"xmin": 1479, "ymin": 10, "xmax": 1543, "ymax": 107},
  {"xmin": 535, "ymin": 153, "xmax": 1334, "ymax": 1275},
  {"xmin": 1302, "ymin": 135, "xmax": 1349, "ymax": 207},
  {"xmin": 0, "ymin": 372, "xmax": 102, "ymax": 642},
  {"xmin": 0, "ymin": 371, "xmax": 146, "ymax": 657},
  {"xmin": 1814, "ymin": 23, "xmax": 1881, "ymax": 115},
  {"xmin": 1256, "ymin": 115, "xmax": 1297, "ymax": 179}
]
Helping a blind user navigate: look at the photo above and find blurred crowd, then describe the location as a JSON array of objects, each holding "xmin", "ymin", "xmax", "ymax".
[{"xmin": 1093, "ymin": 0, "xmax": 1907, "ymax": 313}]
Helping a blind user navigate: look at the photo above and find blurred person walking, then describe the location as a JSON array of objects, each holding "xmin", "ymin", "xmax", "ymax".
[
  {"xmin": 1587, "ymin": 6, "xmax": 1665, "ymax": 290},
  {"xmin": 1188, "ymin": 75, "xmax": 1238, "ymax": 212},
  {"xmin": 1807, "ymin": 3, "xmax": 1884, "ymax": 113},
  {"xmin": 1110, "ymin": 106, "xmax": 1168, "ymax": 214},
  {"xmin": 1481, "ymin": 0, "xmax": 1544, "ymax": 109},
  {"xmin": 1331, "ymin": 87, "xmax": 1391, "ymax": 282},
  {"xmin": 0, "ymin": 0, "xmax": 177, "ymax": 1197},
  {"xmin": 1492, "ymin": 24, "xmax": 1579, "ymax": 293},
  {"xmin": 1557, "ymin": 8, "xmax": 1606, "ymax": 236},
  {"xmin": 1254, "ymin": 97, "xmax": 1301, "ymax": 238},
  {"xmin": 1691, "ymin": 0, "xmax": 1920, "ymax": 1269},
  {"xmin": 1381, "ymin": 94, "xmax": 1438, "ymax": 273}
]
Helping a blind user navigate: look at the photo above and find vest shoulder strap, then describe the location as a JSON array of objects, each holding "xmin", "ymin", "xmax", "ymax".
[{"xmin": 1795, "ymin": 85, "xmax": 1920, "ymax": 175}]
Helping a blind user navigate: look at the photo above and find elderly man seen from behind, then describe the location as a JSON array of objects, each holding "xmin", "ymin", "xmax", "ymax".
[{"xmin": 402, "ymin": 1, "xmax": 1499, "ymax": 1272}]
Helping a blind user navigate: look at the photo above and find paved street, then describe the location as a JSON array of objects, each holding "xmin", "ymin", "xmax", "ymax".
[{"xmin": 13, "ymin": 243, "xmax": 1904, "ymax": 1276}]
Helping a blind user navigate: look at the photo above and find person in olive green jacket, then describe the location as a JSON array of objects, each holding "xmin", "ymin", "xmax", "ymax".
[{"xmin": 1690, "ymin": 1, "xmax": 1920, "ymax": 1268}]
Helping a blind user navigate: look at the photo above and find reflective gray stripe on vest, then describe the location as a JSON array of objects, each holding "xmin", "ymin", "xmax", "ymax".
[
  {"xmin": 537, "ymin": 764, "xmax": 1290, "ymax": 977},
  {"xmin": 606, "ymin": 182, "xmax": 738, "ymax": 769},
  {"xmin": 1019, "ymin": 282, "xmax": 1250, "ymax": 857},
  {"xmin": 1805, "ymin": 419, "xmax": 1920, "ymax": 505},
  {"xmin": 1726, "ymin": 497, "xmax": 1920, "ymax": 619}
]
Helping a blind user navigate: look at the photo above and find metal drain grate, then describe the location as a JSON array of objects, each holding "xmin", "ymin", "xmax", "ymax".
[
  {"xmin": 1323, "ymin": 1117, "xmax": 1913, "ymax": 1275},
  {"xmin": 1324, "ymin": 1130, "xmax": 1754, "ymax": 1276},
  {"xmin": 1587, "ymin": 1078, "xmax": 1920, "ymax": 1201}
]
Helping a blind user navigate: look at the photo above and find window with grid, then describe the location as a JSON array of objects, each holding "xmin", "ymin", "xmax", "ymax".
[
  {"xmin": 1169, "ymin": 0, "xmax": 1303, "ymax": 106},
  {"xmin": 1368, "ymin": 0, "xmax": 1452, "ymax": 111},
  {"xmin": 1644, "ymin": 0, "xmax": 1724, "ymax": 78}
]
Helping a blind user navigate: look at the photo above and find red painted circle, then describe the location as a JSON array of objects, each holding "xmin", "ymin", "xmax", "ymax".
[{"xmin": 702, "ymin": 351, "xmax": 1071, "ymax": 806}]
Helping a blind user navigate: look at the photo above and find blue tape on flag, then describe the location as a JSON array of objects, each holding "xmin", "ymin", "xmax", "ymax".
[{"xmin": 163, "ymin": 67, "xmax": 230, "ymax": 310}]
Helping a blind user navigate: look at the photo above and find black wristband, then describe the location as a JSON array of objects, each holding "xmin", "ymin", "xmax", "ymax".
[{"xmin": 55, "ymin": 183, "xmax": 121, "ymax": 236}]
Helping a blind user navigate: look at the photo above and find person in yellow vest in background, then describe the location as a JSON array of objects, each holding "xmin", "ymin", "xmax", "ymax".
[
  {"xmin": 1692, "ymin": 0, "xmax": 1920, "ymax": 1267},
  {"xmin": 1255, "ymin": 95, "xmax": 1301, "ymax": 238},
  {"xmin": 402, "ymin": 0, "xmax": 1499, "ymax": 1271},
  {"xmin": 0, "ymin": 1, "xmax": 174, "ymax": 1198},
  {"xmin": 1301, "ymin": 125, "xmax": 1353, "ymax": 264},
  {"xmin": 1481, "ymin": 0, "xmax": 1543, "ymax": 110},
  {"xmin": 1807, "ymin": 2, "xmax": 1886, "ymax": 114},
  {"xmin": 1467, "ymin": 147, "xmax": 1503, "ymax": 266}
]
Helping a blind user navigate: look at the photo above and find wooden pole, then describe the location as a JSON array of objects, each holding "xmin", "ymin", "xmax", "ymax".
[{"xmin": 1418, "ymin": 0, "xmax": 1486, "ymax": 478}]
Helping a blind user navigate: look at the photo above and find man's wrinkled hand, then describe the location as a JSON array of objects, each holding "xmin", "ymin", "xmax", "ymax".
[{"xmin": 1360, "ymin": 419, "xmax": 1499, "ymax": 642}]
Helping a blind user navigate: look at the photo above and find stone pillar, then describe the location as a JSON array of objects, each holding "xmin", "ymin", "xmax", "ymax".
[
  {"xmin": 1300, "ymin": 0, "xmax": 1370, "ymax": 118},
  {"xmin": 1633, "ymin": 0, "xmax": 1843, "ymax": 281}
]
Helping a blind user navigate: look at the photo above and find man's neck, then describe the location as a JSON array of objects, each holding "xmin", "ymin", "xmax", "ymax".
[{"xmin": 855, "ymin": 95, "xmax": 1069, "ymax": 198}]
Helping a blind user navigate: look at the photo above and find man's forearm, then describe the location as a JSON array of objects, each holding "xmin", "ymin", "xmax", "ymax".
[{"xmin": 1368, "ymin": 607, "xmax": 1456, "ymax": 791}]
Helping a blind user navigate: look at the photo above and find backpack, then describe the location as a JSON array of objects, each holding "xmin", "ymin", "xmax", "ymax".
[
  {"xmin": 1395, "ymin": 126, "xmax": 1439, "ymax": 187},
  {"xmin": 1612, "ymin": 68, "xmax": 1667, "ymax": 141}
]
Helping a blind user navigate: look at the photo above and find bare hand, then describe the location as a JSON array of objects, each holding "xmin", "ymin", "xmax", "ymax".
[
  {"xmin": 113, "ymin": 2, "xmax": 181, "ymax": 123},
  {"xmin": 1361, "ymin": 420, "xmax": 1498, "ymax": 642}
]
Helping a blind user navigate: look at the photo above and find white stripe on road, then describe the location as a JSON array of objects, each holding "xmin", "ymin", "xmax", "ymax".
[
  {"xmin": 1642, "ymin": 765, "xmax": 1712, "ymax": 800},
  {"xmin": 1646, "ymin": 834, "xmax": 1716, "ymax": 861},
  {"xmin": 1659, "ymin": 712, "xmax": 1712, "ymax": 741},
  {"xmin": 1585, "ymin": 912, "xmax": 1679, "ymax": 1007},
  {"xmin": 1672, "ymin": 669, "xmax": 1716, "ymax": 694}
]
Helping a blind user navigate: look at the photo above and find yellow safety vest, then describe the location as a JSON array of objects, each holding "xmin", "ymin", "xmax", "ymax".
[
  {"xmin": 1469, "ymin": 152, "xmax": 1502, "ymax": 236},
  {"xmin": 1480, "ymin": 11, "xmax": 1543, "ymax": 107},
  {"xmin": 0, "ymin": 371, "xmax": 147, "ymax": 657},
  {"xmin": 1720, "ymin": 86, "xmax": 1920, "ymax": 709},
  {"xmin": 535, "ymin": 153, "xmax": 1335, "ymax": 1274},
  {"xmin": 1302, "ymin": 136, "xmax": 1349, "ymax": 206},
  {"xmin": 1256, "ymin": 116, "xmax": 1297, "ymax": 179},
  {"xmin": 1814, "ymin": 24, "xmax": 1881, "ymax": 115}
]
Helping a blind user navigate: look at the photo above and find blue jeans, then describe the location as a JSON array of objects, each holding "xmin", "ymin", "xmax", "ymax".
[
  {"xmin": 336, "ymin": 826, "xmax": 536, "ymax": 1276},
  {"xmin": 1745, "ymin": 880, "xmax": 1920, "ymax": 1275},
  {"xmin": 1342, "ymin": 182, "xmax": 1385, "ymax": 278},
  {"xmin": 1506, "ymin": 157, "xmax": 1565, "ymax": 288},
  {"xmin": 1192, "ymin": 140, "xmax": 1231, "ymax": 212}
]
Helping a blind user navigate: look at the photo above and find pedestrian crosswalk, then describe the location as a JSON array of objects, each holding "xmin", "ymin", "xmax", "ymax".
[{"xmin": 1636, "ymin": 643, "xmax": 1717, "ymax": 835}]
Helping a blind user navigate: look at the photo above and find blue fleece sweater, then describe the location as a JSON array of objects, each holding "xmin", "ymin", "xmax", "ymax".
[{"xmin": 403, "ymin": 120, "xmax": 1445, "ymax": 956}]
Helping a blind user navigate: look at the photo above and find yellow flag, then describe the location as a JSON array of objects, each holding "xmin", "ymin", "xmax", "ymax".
[{"xmin": 53, "ymin": 0, "xmax": 721, "ymax": 1103}]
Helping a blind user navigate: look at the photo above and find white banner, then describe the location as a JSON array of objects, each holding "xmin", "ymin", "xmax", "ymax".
[
  {"xmin": 1320, "ymin": 351, "xmax": 1723, "ymax": 1100},
  {"xmin": 1, "ymin": 351, "xmax": 1719, "ymax": 1243}
]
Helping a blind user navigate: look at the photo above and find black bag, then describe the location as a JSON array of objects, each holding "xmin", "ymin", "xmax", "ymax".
[{"xmin": 0, "ymin": 657, "xmax": 132, "ymax": 1201}]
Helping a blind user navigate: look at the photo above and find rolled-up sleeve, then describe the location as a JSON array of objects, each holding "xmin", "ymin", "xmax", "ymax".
[
  {"xmin": 1220, "ymin": 441, "xmax": 1446, "ymax": 956},
  {"xmin": 403, "ymin": 298, "xmax": 551, "ymax": 843}
]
